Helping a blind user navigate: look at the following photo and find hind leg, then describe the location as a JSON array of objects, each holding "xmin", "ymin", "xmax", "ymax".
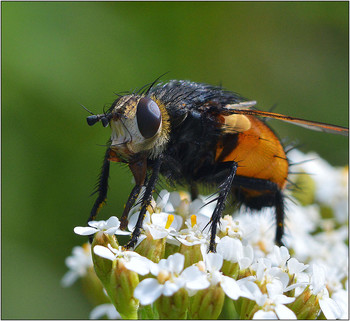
[
  {"xmin": 274, "ymin": 189, "xmax": 285, "ymax": 246},
  {"xmin": 232, "ymin": 176, "xmax": 286, "ymax": 246}
]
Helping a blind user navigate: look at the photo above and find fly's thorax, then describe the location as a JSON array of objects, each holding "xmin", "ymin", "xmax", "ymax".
[{"xmin": 109, "ymin": 95, "xmax": 170, "ymax": 159}]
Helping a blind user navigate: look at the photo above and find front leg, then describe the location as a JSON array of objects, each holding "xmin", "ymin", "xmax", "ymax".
[
  {"xmin": 209, "ymin": 162, "xmax": 238, "ymax": 252},
  {"xmin": 125, "ymin": 156, "xmax": 163, "ymax": 249},
  {"xmin": 88, "ymin": 148, "xmax": 111, "ymax": 224},
  {"xmin": 87, "ymin": 148, "xmax": 111, "ymax": 243},
  {"xmin": 119, "ymin": 159, "xmax": 148, "ymax": 230}
]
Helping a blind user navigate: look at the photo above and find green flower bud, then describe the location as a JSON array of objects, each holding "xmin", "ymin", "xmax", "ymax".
[
  {"xmin": 81, "ymin": 266, "xmax": 110, "ymax": 306},
  {"xmin": 134, "ymin": 231, "xmax": 166, "ymax": 262},
  {"xmin": 221, "ymin": 260, "xmax": 240, "ymax": 279},
  {"xmin": 287, "ymin": 286, "xmax": 320, "ymax": 319},
  {"xmin": 91, "ymin": 235, "xmax": 139, "ymax": 319},
  {"xmin": 108, "ymin": 259, "xmax": 139, "ymax": 319},
  {"xmin": 91, "ymin": 232, "xmax": 117, "ymax": 282},
  {"xmin": 179, "ymin": 243, "xmax": 203, "ymax": 268},
  {"xmin": 189, "ymin": 284, "xmax": 225, "ymax": 319},
  {"xmin": 155, "ymin": 288, "xmax": 189, "ymax": 319}
]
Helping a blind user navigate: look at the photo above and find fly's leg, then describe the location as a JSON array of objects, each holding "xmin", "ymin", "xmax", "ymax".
[
  {"xmin": 119, "ymin": 159, "xmax": 149, "ymax": 230},
  {"xmin": 190, "ymin": 183, "xmax": 199, "ymax": 200},
  {"xmin": 124, "ymin": 157, "xmax": 162, "ymax": 249},
  {"xmin": 208, "ymin": 162, "xmax": 238, "ymax": 252},
  {"xmin": 231, "ymin": 176, "xmax": 286, "ymax": 246},
  {"xmin": 119, "ymin": 185, "xmax": 142, "ymax": 230},
  {"xmin": 87, "ymin": 148, "xmax": 111, "ymax": 242},
  {"xmin": 274, "ymin": 189, "xmax": 285, "ymax": 246}
]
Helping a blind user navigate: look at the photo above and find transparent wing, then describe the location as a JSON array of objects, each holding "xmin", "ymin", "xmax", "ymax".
[{"xmin": 223, "ymin": 103, "xmax": 348, "ymax": 136}]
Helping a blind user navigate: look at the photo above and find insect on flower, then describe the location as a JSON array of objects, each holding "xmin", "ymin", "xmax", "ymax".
[{"xmin": 85, "ymin": 78, "xmax": 348, "ymax": 252}]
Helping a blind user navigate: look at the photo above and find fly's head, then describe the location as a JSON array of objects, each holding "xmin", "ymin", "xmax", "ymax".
[{"xmin": 87, "ymin": 95, "xmax": 170, "ymax": 160}]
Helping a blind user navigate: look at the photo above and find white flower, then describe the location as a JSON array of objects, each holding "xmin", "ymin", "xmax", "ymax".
[
  {"xmin": 128, "ymin": 211, "xmax": 183, "ymax": 246},
  {"xmin": 93, "ymin": 244, "xmax": 152, "ymax": 275},
  {"xmin": 287, "ymin": 150, "xmax": 348, "ymax": 224},
  {"xmin": 252, "ymin": 278, "xmax": 296, "ymax": 319},
  {"xmin": 74, "ymin": 216, "xmax": 130, "ymax": 236},
  {"xmin": 61, "ymin": 244, "xmax": 93, "ymax": 287},
  {"xmin": 267, "ymin": 246, "xmax": 290, "ymax": 269},
  {"xmin": 251, "ymin": 257, "xmax": 304, "ymax": 294},
  {"xmin": 235, "ymin": 207, "xmax": 276, "ymax": 257},
  {"xmin": 310, "ymin": 264, "xmax": 343, "ymax": 319},
  {"xmin": 216, "ymin": 236, "xmax": 253, "ymax": 270},
  {"xmin": 188, "ymin": 194, "xmax": 218, "ymax": 218},
  {"xmin": 134, "ymin": 253, "xmax": 206, "ymax": 305},
  {"xmin": 199, "ymin": 251, "xmax": 243, "ymax": 300},
  {"xmin": 219, "ymin": 215, "xmax": 244, "ymax": 239},
  {"xmin": 331, "ymin": 289, "xmax": 348, "ymax": 319},
  {"xmin": 175, "ymin": 213, "xmax": 212, "ymax": 247},
  {"xmin": 287, "ymin": 257, "xmax": 308, "ymax": 276},
  {"xmin": 89, "ymin": 303, "xmax": 121, "ymax": 319}
]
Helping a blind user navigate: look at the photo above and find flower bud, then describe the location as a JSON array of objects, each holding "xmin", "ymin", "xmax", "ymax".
[
  {"xmin": 179, "ymin": 243, "xmax": 203, "ymax": 268},
  {"xmin": 189, "ymin": 284, "xmax": 225, "ymax": 319},
  {"xmin": 108, "ymin": 259, "xmax": 139, "ymax": 319},
  {"xmin": 91, "ymin": 232, "xmax": 116, "ymax": 282},
  {"xmin": 155, "ymin": 288, "xmax": 189, "ymax": 319},
  {"xmin": 134, "ymin": 231, "xmax": 166, "ymax": 263},
  {"xmin": 287, "ymin": 286, "xmax": 320, "ymax": 319}
]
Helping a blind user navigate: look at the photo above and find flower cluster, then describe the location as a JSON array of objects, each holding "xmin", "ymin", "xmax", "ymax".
[{"xmin": 63, "ymin": 151, "xmax": 348, "ymax": 319}]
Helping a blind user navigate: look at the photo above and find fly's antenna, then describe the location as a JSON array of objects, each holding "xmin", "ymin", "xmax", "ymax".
[
  {"xmin": 82, "ymin": 104, "xmax": 113, "ymax": 127},
  {"xmin": 87, "ymin": 113, "xmax": 112, "ymax": 127},
  {"xmin": 81, "ymin": 104, "xmax": 95, "ymax": 115}
]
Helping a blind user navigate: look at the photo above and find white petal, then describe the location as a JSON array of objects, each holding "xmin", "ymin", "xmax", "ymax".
[
  {"xmin": 104, "ymin": 227, "xmax": 120, "ymax": 235},
  {"xmin": 237, "ymin": 278, "xmax": 264, "ymax": 302},
  {"xmin": 167, "ymin": 253, "xmax": 185, "ymax": 274},
  {"xmin": 163, "ymin": 280, "xmax": 180, "ymax": 296},
  {"xmin": 73, "ymin": 226, "xmax": 97, "ymax": 235},
  {"xmin": 124, "ymin": 256, "xmax": 151, "ymax": 276},
  {"xmin": 151, "ymin": 213, "xmax": 169, "ymax": 227},
  {"xmin": 205, "ymin": 252, "xmax": 223, "ymax": 272},
  {"xmin": 148, "ymin": 226, "xmax": 168, "ymax": 240},
  {"xmin": 273, "ymin": 294, "xmax": 295, "ymax": 305},
  {"xmin": 156, "ymin": 190, "xmax": 170, "ymax": 208},
  {"xmin": 89, "ymin": 303, "xmax": 121, "ymax": 320},
  {"xmin": 287, "ymin": 258, "xmax": 308, "ymax": 275},
  {"xmin": 169, "ymin": 191, "xmax": 182, "ymax": 208},
  {"xmin": 221, "ymin": 276, "xmax": 241, "ymax": 300},
  {"xmin": 166, "ymin": 235, "xmax": 181, "ymax": 246},
  {"xmin": 115, "ymin": 229, "xmax": 132, "ymax": 236},
  {"xmin": 182, "ymin": 266, "xmax": 210, "ymax": 290},
  {"xmin": 266, "ymin": 280, "xmax": 284, "ymax": 299},
  {"xmin": 106, "ymin": 216, "xmax": 120, "ymax": 228},
  {"xmin": 93, "ymin": 245, "xmax": 116, "ymax": 261},
  {"xmin": 275, "ymin": 304, "xmax": 297, "ymax": 319},
  {"xmin": 238, "ymin": 257, "xmax": 252, "ymax": 270},
  {"xmin": 253, "ymin": 310, "xmax": 277, "ymax": 319},
  {"xmin": 170, "ymin": 214, "xmax": 183, "ymax": 231},
  {"xmin": 311, "ymin": 264, "xmax": 326, "ymax": 294},
  {"xmin": 134, "ymin": 278, "xmax": 163, "ymax": 305},
  {"xmin": 61, "ymin": 271, "xmax": 78, "ymax": 287},
  {"xmin": 319, "ymin": 297, "xmax": 343, "ymax": 319}
]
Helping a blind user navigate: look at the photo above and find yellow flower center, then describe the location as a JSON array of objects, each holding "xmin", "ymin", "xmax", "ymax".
[
  {"xmin": 191, "ymin": 215, "xmax": 197, "ymax": 228},
  {"xmin": 165, "ymin": 214, "xmax": 174, "ymax": 229}
]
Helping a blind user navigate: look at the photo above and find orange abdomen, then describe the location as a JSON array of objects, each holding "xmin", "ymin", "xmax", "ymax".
[{"xmin": 215, "ymin": 116, "xmax": 288, "ymax": 190}]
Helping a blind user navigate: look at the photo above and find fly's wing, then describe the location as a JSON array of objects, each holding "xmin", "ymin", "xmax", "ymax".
[{"xmin": 223, "ymin": 102, "xmax": 349, "ymax": 136}]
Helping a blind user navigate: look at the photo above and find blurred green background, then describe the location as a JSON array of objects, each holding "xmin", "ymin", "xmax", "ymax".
[{"xmin": 2, "ymin": 2, "xmax": 348, "ymax": 319}]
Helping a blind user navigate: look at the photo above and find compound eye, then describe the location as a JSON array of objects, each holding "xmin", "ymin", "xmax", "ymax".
[{"xmin": 136, "ymin": 98, "xmax": 162, "ymax": 138}]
